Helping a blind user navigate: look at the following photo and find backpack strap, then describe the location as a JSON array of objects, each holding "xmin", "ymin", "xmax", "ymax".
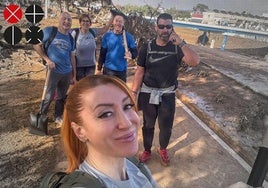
[
  {"xmin": 40, "ymin": 171, "xmax": 67, "ymax": 188},
  {"xmin": 146, "ymin": 39, "xmax": 179, "ymax": 62},
  {"xmin": 58, "ymin": 171, "xmax": 105, "ymax": 188},
  {"xmin": 146, "ymin": 40, "xmax": 152, "ymax": 61},
  {"xmin": 74, "ymin": 28, "xmax": 96, "ymax": 44},
  {"xmin": 40, "ymin": 157, "xmax": 150, "ymax": 188},
  {"xmin": 43, "ymin": 26, "xmax": 57, "ymax": 54},
  {"xmin": 89, "ymin": 28, "xmax": 96, "ymax": 38},
  {"xmin": 74, "ymin": 28, "xmax": 80, "ymax": 44},
  {"xmin": 127, "ymin": 156, "xmax": 151, "ymax": 181},
  {"xmin": 68, "ymin": 33, "xmax": 74, "ymax": 49},
  {"xmin": 147, "ymin": 40, "xmax": 177, "ymax": 55}
]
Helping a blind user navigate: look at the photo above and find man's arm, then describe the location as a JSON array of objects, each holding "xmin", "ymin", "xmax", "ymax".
[
  {"xmin": 132, "ymin": 43, "xmax": 147, "ymax": 95},
  {"xmin": 96, "ymin": 47, "xmax": 107, "ymax": 74},
  {"xmin": 180, "ymin": 44, "xmax": 200, "ymax": 67},
  {"xmin": 33, "ymin": 43, "xmax": 48, "ymax": 61},
  {"xmin": 127, "ymin": 33, "xmax": 138, "ymax": 59},
  {"xmin": 132, "ymin": 65, "xmax": 145, "ymax": 96},
  {"xmin": 33, "ymin": 43, "xmax": 55, "ymax": 69},
  {"xmin": 70, "ymin": 51, "xmax": 76, "ymax": 83},
  {"xmin": 97, "ymin": 17, "xmax": 112, "ymax": 35},
  {"xmin": 129, "ymin": 47, "xmax": 138, "ymax": 59},
  {"xmin": 169, "ymin": 31, "xmax": 200, "ymax": 67}
]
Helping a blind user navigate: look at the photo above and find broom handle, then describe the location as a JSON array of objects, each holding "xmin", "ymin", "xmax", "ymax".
[{"xmin": 123, "ymin": 29, "xmax": 128, "ymax": 53}]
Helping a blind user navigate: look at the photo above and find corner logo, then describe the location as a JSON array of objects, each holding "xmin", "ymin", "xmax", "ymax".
[
  {"xmin": 3, "ymin": 4, "xmax": 23, "ymax": 24},
  {"xmin": 2, "ymin": 4, "xmax": 44, "ymax": 45}
]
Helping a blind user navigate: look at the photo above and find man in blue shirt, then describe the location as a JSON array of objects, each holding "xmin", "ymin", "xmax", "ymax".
[
  {"xmin": 96, "ymin": 13, "xmax": 137, "ymax": 82},
  {"xmin": 33, "ymin": 12, "xmax": 76, "ymax": 126}
]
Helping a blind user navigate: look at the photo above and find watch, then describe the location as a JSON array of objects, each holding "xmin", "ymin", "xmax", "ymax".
[{"xmin": 178, "ymin": 39, "xmax": 186, "ymax": 48}]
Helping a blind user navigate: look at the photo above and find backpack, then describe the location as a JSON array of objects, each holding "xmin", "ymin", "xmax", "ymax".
[
  {"xmin": 145, "ymin": 40, "xmax": 180, "ymax": 89},
  {"xmin": 40, "ymin": 157, "xmax": 151, "ymax": 188},
  {"xmin": 42, "ymin": 26, "xmax": 74, "ymax": 65},
  {"xmin": 71, "ymin": 28, "xmax": 97, "ymax": 61},
  {"xmin": 147, "ymin": 40, "xmax": 178, "ymax": 59},
  {"xmin": 72, "ymin": 28, "xmax": 96, "ymax": 43}
]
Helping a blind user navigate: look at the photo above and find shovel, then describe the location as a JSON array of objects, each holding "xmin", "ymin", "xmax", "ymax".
[{"xmin": 29, "ymin": 69, "xmax": 51, "ymax": 136}]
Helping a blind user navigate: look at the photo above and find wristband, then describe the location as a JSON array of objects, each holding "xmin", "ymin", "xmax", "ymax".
[{"xmin": 178, "ymin": 39, "xmax": 186, "ymax": 48}]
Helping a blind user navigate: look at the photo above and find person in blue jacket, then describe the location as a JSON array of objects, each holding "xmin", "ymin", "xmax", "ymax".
[{"xmin": 96, "ymin": 13, "xmax": 138, "ymax": 82}]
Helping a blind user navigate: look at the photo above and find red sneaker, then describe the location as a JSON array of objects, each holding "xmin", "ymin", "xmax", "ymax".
[
  {"xmin": 139, "ymin": 151, "xmax": 151, "ymax": 163},
  {"xmin": 157, "ymin": 148, "xmax": 170, "ymax": 166}
]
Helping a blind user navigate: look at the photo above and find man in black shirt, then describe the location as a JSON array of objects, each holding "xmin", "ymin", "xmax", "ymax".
[{"xmin": 132, "ymin": 13, "xmax": 200, "ymax": 166}]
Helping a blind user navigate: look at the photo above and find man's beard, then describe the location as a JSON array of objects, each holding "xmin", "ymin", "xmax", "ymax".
[{"xmin": 160, "ymin": 32, "xmax": 171, "ymax": 42}]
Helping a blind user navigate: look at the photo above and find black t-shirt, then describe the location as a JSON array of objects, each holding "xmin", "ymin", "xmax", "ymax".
[{"xmin": 137, "ymin": 39, "xmax": 184, "ymax": 88}]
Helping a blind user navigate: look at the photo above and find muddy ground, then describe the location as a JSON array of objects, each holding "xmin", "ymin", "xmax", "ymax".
[{"xmin": 0, "ymin": 14, "xmax": 268, "ymax": 187}]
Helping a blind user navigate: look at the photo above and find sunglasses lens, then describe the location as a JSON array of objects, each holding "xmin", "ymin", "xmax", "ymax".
[
  {"xmin": 158, "ymin": 25, "xmax": 172, "ymax": 29},
  {"xmin": 166, "ymin": 25, "xmax": 172, "ymax": 29}
]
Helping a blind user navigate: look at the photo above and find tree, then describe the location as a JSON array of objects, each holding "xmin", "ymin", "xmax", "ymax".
[
  {"xmin": 101, "ymin": 0, "xmax": 112, "ymax": 6},
  {"xmin": 193, "ymin": 4, "xmax": 209, "ymax": 12},
  {"xmin": 166, "ymin": 8, "xmax": 190, "ymax": 20}
]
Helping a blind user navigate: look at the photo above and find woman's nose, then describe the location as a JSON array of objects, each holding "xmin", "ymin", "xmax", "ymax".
[{"xmin": 117, "ymin": 111, "xmax": 132, "ymax": 129}]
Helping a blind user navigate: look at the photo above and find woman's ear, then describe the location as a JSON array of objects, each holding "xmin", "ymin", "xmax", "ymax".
[{"xmin": 71, "ymin": 122, "xmax": 87, "ymax": 142}]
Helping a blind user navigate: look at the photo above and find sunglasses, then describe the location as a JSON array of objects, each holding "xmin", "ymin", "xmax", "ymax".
[
  {"xmin": 157, "ymin": 24, "xmax": 173, "ymax": 29},
  {"xmin": 82, "ymin": 20, "xmax": 90, "ymax": 23}
]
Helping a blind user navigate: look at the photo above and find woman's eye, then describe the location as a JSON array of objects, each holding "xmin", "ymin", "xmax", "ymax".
[
  {"xmin": 124, "ymin": 103, "xmax": 134, "ymax": 110},
  {"xmin": 98, "ymin": 111, "xmax": 112, "ymax": 119}
]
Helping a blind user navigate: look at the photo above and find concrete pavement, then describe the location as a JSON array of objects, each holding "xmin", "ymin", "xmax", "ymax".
[
  {"xmin": 126, "ymin": 76, "xmax": 255, "ymax": 188},
  {"xmin": 139, "ymin": 99, "xmax": 251, "ymax": 188}
]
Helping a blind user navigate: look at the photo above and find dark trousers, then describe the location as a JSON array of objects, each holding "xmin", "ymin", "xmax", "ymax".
[
  {"xmin": 41, "ymin": 71, "xmax": 71, "ymax": 118},
  {"xmin": 76, "ymin": 66, "xmax": 95, "ymax": 81},
  {"xmin": 103, "ymin": 67, "xmax": 127, "ymax": 82},
  {"xmin": 139, "ymin": 92, "xmax": 176, "ymax": 151}
]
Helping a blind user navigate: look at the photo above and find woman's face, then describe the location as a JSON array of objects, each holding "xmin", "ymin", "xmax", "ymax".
[
  {"xmin": 77, "ymin": 84, "xmax": 139, "ymax": 157},
  {"xmin": 80, "ymin": 17, "xmax": 91, "ymax": 30}
]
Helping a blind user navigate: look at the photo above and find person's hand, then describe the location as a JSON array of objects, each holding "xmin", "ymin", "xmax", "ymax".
[
  {"xmin": 169, "ymin": 31, "xmax": 183, "ymax": 46},
  {"xmin": 46, "ymin": 59, "xmax": 56, "ymax": 70},
  {"xmin": 124, "ymin": 51, "xmax": 132, "ymax": 59},
  {"xmin": 70, "ymin": 77, "xmax": 77, "ymax": 85},
  {"xmin": 95, "ymin": 70, "xmax": 102, "ymax": 75},
  {"xmin": 70, "ymin": 79, "xmax": 74, "ymax": 85}
]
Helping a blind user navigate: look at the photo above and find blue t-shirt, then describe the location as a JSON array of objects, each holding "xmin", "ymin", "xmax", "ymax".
[
  {"xmin": 71, "ymin": 28, "xmax": 98, "ymax": 67},
  {"xmin": 43, "ymin": 27, "xmax": 75, "ymax": 74},
  {"xmin": 101, "ymin": 31, "xmax": 136, "ymax": 71}
]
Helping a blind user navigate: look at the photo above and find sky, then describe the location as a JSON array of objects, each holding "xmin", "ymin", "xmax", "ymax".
[{"xmin": 112, "ymin": 0, "xmax": 268, "ymax": 16}]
